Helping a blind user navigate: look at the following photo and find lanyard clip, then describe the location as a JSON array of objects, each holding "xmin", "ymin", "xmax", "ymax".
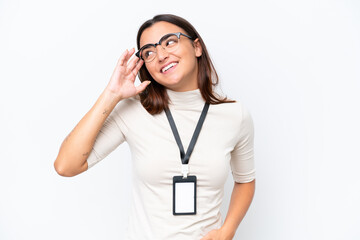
[{"xmin": 181, "ymin": 164, "xmax": 189, "ymax": 179}]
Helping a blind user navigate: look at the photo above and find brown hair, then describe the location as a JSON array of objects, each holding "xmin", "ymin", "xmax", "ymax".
[{"xmin": 136, "ymin": 14, "xmax": 235, "ymax": 115}]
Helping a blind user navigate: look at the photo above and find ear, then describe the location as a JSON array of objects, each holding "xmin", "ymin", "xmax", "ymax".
[{"xmin": 193, "ymin": 38, "xmax": 202, "ymax": 57}]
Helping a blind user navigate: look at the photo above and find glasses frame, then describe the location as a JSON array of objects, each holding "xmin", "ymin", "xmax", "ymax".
[{"xmin": 135, "ymin": 32, "xmax": 193, "ymax": 62}]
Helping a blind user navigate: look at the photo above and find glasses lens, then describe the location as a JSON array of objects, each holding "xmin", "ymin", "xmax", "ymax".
[
  {"xmin": 141, "ymin": 34, "xmax": 181, "ymax": 62},
  {"xmin": 160, "ymin": 34, "xmax": 179, "ymax": 52},
  {"xmin": 141, "ymin": 46, "xmax": 156, "ymax": 62}
]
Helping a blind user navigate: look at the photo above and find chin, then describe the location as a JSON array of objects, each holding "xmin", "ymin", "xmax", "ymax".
[{"xmin": 159, "ymin": 76, "xmax": 183, "ymax": 88}]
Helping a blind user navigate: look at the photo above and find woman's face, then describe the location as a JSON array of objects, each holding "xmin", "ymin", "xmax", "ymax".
[{"xmin": 139, "ymin": 21, "xmax": 202, "ymax": 92}]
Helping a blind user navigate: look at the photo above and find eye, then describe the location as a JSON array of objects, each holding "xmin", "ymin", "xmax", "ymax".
[
  {"xmin": 164, "ymin": 36, "xmax": 179, "ymax": 47},
  {"xmin": 142, "ymin": 47, "xmax": 155, "ymax": 59},
  {"xmin": 144, "ymin": 50, "xmax": 154, "ymax": 58},
  {"xmin": 166, "ymin": 39, "xmax": 176, "ymax": 46}
]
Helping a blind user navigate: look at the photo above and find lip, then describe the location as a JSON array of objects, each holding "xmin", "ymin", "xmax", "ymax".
[{"xmin": 160, "ymin": 61, "xmax": 178, "ymax": 73}]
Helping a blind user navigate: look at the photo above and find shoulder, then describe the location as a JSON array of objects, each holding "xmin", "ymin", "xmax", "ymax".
[
  {"xmin": 209, "ymin": 97, "xmax": 254, "ymax": 135},
  {"xmin": 210, "ymin": 98, "xmax": 251, "ymax": 121},
  {"xmin": 112, "ymin": 94, "xmax": 146, "ymax": 118}
]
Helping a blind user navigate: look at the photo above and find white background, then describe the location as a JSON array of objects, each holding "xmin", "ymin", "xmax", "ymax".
[{"xmin": 1, "ymin": 0, "xmax": 359, "ymax": 239}]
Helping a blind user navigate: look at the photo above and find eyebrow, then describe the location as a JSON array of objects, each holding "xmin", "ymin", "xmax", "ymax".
[
  {"xmin": 140, "ymin": 37, "xmax": 160, "ymax": 49},
  {"xmin": 139, "ymin": 33, "xmax": 173, "ymax": 50},
  {"xmin": 140, "ymin": 43, "xmax": 154, "ymax": 48}
]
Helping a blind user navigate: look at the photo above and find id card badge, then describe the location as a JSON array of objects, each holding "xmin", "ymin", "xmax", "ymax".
[{"xmin": 173, "ymin": 175, "xmax": 197, "ymax": 215}]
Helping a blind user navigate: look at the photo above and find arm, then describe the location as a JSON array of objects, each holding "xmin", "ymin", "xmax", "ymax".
[
  {"xmin": 54, "ymin": 48, "xmax": 150, "ymax": 177},
  {"xmin": 202, "ymin": 104, "xmax": 256, "ymax": 240},
  {"xmin": 54, "ymin": 89, "xmax": 120, "ymax": 177},
  {"xmin": 221, "ymin": 179, "xmax": 255, "ymax": 239},
  {"xmin": 222, "ymin": 104, "xmax": 256, "ymax": 238},
  {"xmin": 201, "ymin": 179, "xmax": 255, "ymax": 240}
]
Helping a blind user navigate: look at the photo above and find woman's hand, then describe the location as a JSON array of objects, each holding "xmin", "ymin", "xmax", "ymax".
[
  {"xmin": 200, "ymin": 228, "xmax": 234, "ymax": 240},
  {"xmin": 105, "ymin": 48, "xmax": 151, "ymax": 102}
]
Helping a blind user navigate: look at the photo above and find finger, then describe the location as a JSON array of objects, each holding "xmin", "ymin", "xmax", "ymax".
[
  {"xmin": 126, "ymin": 54, "xmax": 140, "ymax": 73},
  {"xmin": 132, "ymin": 59, "xmax": 144, "ymax": 76},
  {"xmin": 128, "ymin": 47, "xmax": 135, "ymax": 55},
  {"xmin": 123, "ymin": 48, "xmax": 135, "ymax": 66},
  {"xmin": 117, "ymin": 49, "xmax": 129, "ymax": 67},
  {"xmin": 135, "ymin": 80, "xmax": 151, "ymax": 95},
  {"xmin": 131, "ymin": 59, "xmax": 144, "ymax": 76}
]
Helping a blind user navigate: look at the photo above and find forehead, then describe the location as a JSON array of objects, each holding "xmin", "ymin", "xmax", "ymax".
[{"xmin": 139, "ymin": 21, "xmax": 186, "ymax": 47}]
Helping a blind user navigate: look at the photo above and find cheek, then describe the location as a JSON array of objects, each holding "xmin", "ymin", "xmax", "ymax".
[
  {"xmin": 144, "ymin": 64, "xmax": 158, "ymax": 79},
  {"xmin": 181, "ymin": 52, "xmax": 198, "ymax": 70},
  {"xmin": 179, "ymin": 47, "xmax": 197, "ymax": 64}
]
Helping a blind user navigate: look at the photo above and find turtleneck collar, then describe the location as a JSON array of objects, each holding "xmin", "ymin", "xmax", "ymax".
[{"xmin": 166, "ymin": 88, "xmax": 205, "ymax": 109}]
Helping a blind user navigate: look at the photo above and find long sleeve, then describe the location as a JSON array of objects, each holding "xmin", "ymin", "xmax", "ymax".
[{"xmin": 230, "ymin": 105, "xmax": 256, "ymax": 183}]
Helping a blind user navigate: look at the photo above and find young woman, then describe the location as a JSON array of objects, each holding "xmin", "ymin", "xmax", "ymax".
[{"xmin": 54, "ymin": 14, "xmax": 256, "ymax": 240}]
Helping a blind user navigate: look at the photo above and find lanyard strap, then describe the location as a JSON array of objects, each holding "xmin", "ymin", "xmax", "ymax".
[{"xmin": 165, "ymin": 103, "xmax": 210, "ymax": 166}]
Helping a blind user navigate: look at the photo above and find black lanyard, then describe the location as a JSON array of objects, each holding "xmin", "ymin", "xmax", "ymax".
[{"xmin": 165, "ymin": 103, "xmax": 210, "ymax": 165}]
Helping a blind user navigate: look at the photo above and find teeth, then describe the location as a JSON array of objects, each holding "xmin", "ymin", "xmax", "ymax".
[{"xmin": 162, "ymin": 62, "xmax": 178, "ymax": 73}]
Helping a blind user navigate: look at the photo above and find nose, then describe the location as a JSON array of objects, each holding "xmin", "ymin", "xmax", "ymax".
[{"xmin": 156, "ymin": 45, "xmax": 168, "ymax": 61}]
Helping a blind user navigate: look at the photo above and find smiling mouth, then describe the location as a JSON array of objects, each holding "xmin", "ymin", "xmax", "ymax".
[{"xmin": 161, "ymin": 62, "xmax": 178, "ymax": 73}]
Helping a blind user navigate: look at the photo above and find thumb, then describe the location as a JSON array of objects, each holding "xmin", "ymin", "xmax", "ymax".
[{"xmin": 135, "ymin": 80, "xmax": 151, "ymax": 94}]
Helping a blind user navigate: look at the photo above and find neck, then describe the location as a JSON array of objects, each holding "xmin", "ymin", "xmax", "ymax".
[
  {"xmin": 166, "ymin": 88, "xmax": 204, "ymax": 109},
  {"xmin": 166, "ymin": 79, "xmax": 198, "ymax": 92}
]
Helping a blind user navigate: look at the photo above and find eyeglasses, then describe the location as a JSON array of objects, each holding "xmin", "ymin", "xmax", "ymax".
[{"xmin": 136, "ymin": 32, "xmax": 193, "ymax": 63}]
